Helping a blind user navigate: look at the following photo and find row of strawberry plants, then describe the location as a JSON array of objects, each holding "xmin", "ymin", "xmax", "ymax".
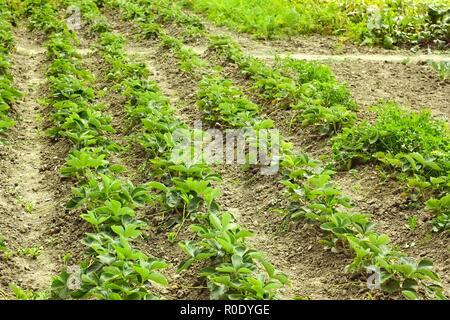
[
  {"xmin": 180, "ymin": 4, "xmax": 450, "ymax": 233},
  {"xmin": 280, "ymin": 153, "xmax": 447, "ymax": 300},
  {"xmin": 0, "ymin": 2, "xmax": 21, "ymax": 261},
  {"xmin": 123, "ymin": 0, "xmax": 358, "ymax": 137},
  {"xmin": 142, "ymin": 1, "xmax": 450, "ymax": 234},
  {"xmin": 16, "ymin": 0, "xmax": 171, "ymax": 300},
  {"xmin": 0, "ymin": 2, "xmax": 23, "ymax": 146},
  {"xmin": 106, "ymin": 1, "xmax": 280, "ymax": 135},
  {"xmin": 110, "ymin": 1, "xmax": 448, "ymax": 299},
  {"xmin": 67, "ymin": 0, "xmax": 292, "ymax": 300}
]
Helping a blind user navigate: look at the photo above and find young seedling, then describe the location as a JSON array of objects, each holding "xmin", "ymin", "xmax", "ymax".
[
  {"xmin": 17, "ymin": 245, "xmax": 43, "ymax": 258},
  {"xmin": 25, "ymin": 201, "xmax": 35, "ymax": 214},
  {"xmin": 428, "ymin": 60, "xmax": 450, "ymax": 81},
  {"xmin": 407, "ymin": 216, "xmax": 417, "ymax": 233},
  {"xmin": 9, "ymin": 284, "xmax": 50, "ymax": 300},
  {"xmin": 44, "ymin": 237, "xmax": 57, "ymax": 245},
  {"xmin": 0, "ymin": 236, "xmax": 11, "ymax": 260},
  {"xmin": 167, "ymin": 232, "xmax": 176, "ymax": 244}
]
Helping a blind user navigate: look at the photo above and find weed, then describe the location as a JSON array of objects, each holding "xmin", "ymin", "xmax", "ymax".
[
  {"xmin": 428, "ymin": 60, "xmax": 450, "ymax": 81},
  {"xmin": 407, "ymin": 216, "xmax": 417, "ymax": 233},
  {"xmin": 17, "ymin": 245, "xmax": 43, "ymax": 258}
]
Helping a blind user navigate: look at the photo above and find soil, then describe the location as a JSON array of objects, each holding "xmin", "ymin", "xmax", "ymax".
[
  {"xmin": 0, "ymin": 25, "xmax": 86, "ymax": 297},
  {"xmin": 1, "ymin": 7, "xmax": 448, "ymax": 301}
]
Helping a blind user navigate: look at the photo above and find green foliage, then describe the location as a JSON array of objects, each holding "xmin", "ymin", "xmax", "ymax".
[
  {"xmin": 19, "ymin": 0, "xmax": 171, "ymax": 300},
  {"xmin": 138, "ymin": 22, "xmax": 162, "ymax": 39},
  {"xmin": 0, "ymin": 3, "xmax": 22, "ymax": 144},
  {"xmin": 208, "ymin": 36, "xmax": 357, "ymax": 136},
  {"xmin": 60, "ymin": 148, "xmax": 126, "ymax": 180},
  {"xmin": 0, "ymin": 236, "xmax": 6, "ymax": 251},
  {"xmin": 346, "ymin": 1, "xmax": 450, "ymax": 49},
  {"xmin": 179, "ymin": 0, "xmax": 345, "ymax": 40},
  {"xmin": 407, "ymin": 216, "xmax": 417, "ymax": 233},
  {"xmin": 17, "ymin": 245, "xmax": 44, "ymax": 258},
  {"xmin": 332, "ymin": 102, "xmax": 450, "ymax": 170},
  {"xmin": 0, "ymin": 236, "xmax": 11, "ymax": 260},
  {"xmin": 197, "ymin": 75, "xmax": 263, "ymax": 128},
  {"xmin": 298, "ymin": 105, "xmax": 357, "ymax": 136},
  {"xmin": 177, "ymin": 212, "xmax": 290, "ymax": 299},
  {"xmin": 332, "ymin": 102, "xmax": 449, "ymax": 210},
  {"xmin": 426, "ymin": 194, "xmax": 450, "ymax": 232},
  {"xmin": 280, "ymin": 152, "xmax": 447, "ymax": 300},
  {"xmin": 176, "ymin": 0, "xmax": 449, "ymax": 49},
  {"xmin": 428, "ymin": 60, "xmax": 450, "ymax": 81},
  {"xmin": 149, "ymin": 178, "xmax": 221, "ymax": 214},
  {"xmin": 9, "ymin": 283, "xmax": 50, "ymax": 300},
  {"xmin": 103, "ymin": 0, "xmax": 290, "ymax": 300}
]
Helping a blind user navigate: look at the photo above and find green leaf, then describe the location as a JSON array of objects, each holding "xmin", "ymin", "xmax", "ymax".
[
  {"xmin": 402, "ymin": 290, "xmax": 419, "ymax": 300},
  {"xmin": 209, "ymin": 213, "xmax": 222, "ymax": 231},
  {"xmin": 176, "ymin": 258, "xmax": 195, "ymax": 273},
  {"xmin": 147, "ymin": 272, "xmax": 168, "ymax": 286},
  {"xmin": 216, "ymin": 238, "xmax": 234, "ymax": 254},
  {"xmin": 147, "ymin": 182, "xmax": 168, "ymax": 193}
]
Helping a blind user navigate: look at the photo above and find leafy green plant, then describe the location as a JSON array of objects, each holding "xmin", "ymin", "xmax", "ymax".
[
  {"xmin": 426, "ymin": 194, "xmax": 450, "ymax": 232},
  {"xmin": 0, "ymin": 5, "xmax": 22, "ymax": 144},
  {"xmin": 60, "ymin": 148, "xmax": 125, "ymax": 180},
  {"xmin": 177, "ymin": 212, "xmax": 290, "ymax": 299},
  {"xmin": 9, "ymin": 283, "xmax": 50, "ymax": 300},
  {"xmin": 299, "ymin": 105, "xmax": 357, "ymax": 136},
  {"xmin": 175, "ymin": 0, "xmax": 449, "ymax": 49},
  {"xmin": 17, "ymin": 245, "xmax": 43, "ymax": 258},
  {"xmin": 0, "ymin": 236, "xmax": 11, "ymax": 259},
  {"xmin": 280, "ymin": 152, "xmax": 446, "ymax": 300},
  {"xmin": 428, "ymin": 60, "xmax": 450, "ymax": 81},
  {"xmin": 97, "ymin": 0, "xmax": 291, "ymax": 301},
  {"xmin": 197, "ymin": 75, "xmax": 263, "ymax": 128},
  {"xmin": 138, "ymin": 22, "xmax": 162, "ymax": 39},
  {"xmin": 407, "ymin": 216, "xmax": 417, "ymax": 233},
  {"xmin": 207, "ymin": 36, "xmax": 356, "ymax": 135},
  {"xmin": 332, "ymin": 102, "xmax": 450, "ymax": 170}
]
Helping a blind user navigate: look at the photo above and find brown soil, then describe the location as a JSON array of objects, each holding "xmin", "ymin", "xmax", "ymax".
[
  {"xmin": 198, "ymin": 11, "xmax": 450, "ymax": 59},
  {"xmin": 0, "ymin": 25, "xmax": 85, "ymax": 298}
]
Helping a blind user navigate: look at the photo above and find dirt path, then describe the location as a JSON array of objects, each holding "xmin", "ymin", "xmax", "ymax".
[
  {"xmin": 183, "ymin": 44, "xmax": 450, "ymax": 64},
  {"xmin": 0, "ymin": 27, "xmax": 62, "ymax": 295},
  {"xmin": 249, "ymin": 52, "xmax": 449, "ymax": 63},
  {"xmin": 197, "ymin": 12, "xmax": 450, "ymax": 62}
]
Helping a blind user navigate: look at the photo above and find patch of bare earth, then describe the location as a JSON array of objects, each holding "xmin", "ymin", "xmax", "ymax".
[{"xmin": 0, "ymin": 25, "xmax": 83, "ymax": 298}]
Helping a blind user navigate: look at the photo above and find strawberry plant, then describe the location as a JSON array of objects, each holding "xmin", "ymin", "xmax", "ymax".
[
  {"xmin": 19, "ymin": 0, "xmax": 171, "ymax": 301},
  {"xmin": 197, "ymin": 75, "xmax": 263, "ymax": 128},
  {"xmin": 299, "ymin": 105, "xmax": 356, "ymax": 136},
  {"xmin": 0, "ymin": 3, "xmax": 22, "ymax": 144},
  {"xmin": 149, "ymin": 178, "xmax": 221, "ymax": 214},
  {"xmin": 177, "ymin": 212, "xmax": 290, "ymax": 300},
  {"xmin": 0, "ymin": 236, "xmax": 11, "ymax": 259},
  {"xmin": 207, "ymin": 35, "xmax": 357, "ymax": 135},
  {"xmin": 9, "ymin": 283, "xmax": 50, "ymax": 300},
  {"xmin": 96, "ymin": 0, "xmax": 292, "ymax": 300},
  {"xmin": 60, "ymin": 148, "xmax": 126, "ymax": 180},
  {"xmin": 426, "ymin": 194, "xmax": 450, "ymax": 232},
  {"xmin": 281, "ymin": 152, "xmax": 447, "ymax": 299}
]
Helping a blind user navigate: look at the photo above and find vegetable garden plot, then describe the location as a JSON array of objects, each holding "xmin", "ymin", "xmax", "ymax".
[{"xmin": 0, "ymin": 0, "xmax": 448, "ymax": 301}]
